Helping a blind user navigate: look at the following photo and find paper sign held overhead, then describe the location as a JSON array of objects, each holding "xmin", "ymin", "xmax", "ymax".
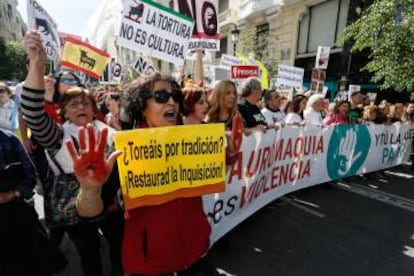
[
  {"xmin": 174, "ymin": 0, "xmax": 221, "ymax": 51},
  {"xmin": 315, "ymin": 46, "xmax": 330, "ymax": 70},
  {"xmin": 27, "ymin": 0, "xmax": 61, "ymax": 62},
  {"xmin": 118, "ymin": 0, "xmax": 194, "ymax": 67},
  {"xmin": 231, "ymin": 65, "xmax": 259, "ymax": 79},
  {"xmin": 110, "ymin": 60, "xmax": 123, "ymax": 83},
  {"xmin": 220, "ymin": 54, "xmax": 242, "ymax": 69},
  {"xmin": 131, "ymin": 56, "xmax": 158, "ymax": 75},
  {"xmin": 274, "ymin": 64, "xmax": 304, "ymax": 91},
  {"xmin": 311, "ymin": 68, "xmax": 326, "ymax": 94}
]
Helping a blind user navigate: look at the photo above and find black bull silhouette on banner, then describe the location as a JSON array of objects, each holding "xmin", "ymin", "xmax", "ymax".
[
  {"xmin": 128, "ymin": 3, "xmax": 144, "ymax": 23},
  {"xmin": 79, "ymin": 50, "xmax": 96, "ymax": 69}
]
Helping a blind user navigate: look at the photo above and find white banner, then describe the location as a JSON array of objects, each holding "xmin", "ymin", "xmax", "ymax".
[
  {"xmin": 174, "ymin": 0, "xmax": 220, "ymax": 51},
  {"xmin": 188, "ymin": 38, "xmax": 220, "ymax": 51},
  {"xmin": 110, "ymin": 60, "xmax": 123, "ymax": 83},
  {"xmin": 27, "ymin": 0, "xmax": 61, "ymax": 62},
  {"xmin": 205, "ymin": 124, "xmax": 414, "ymax": 242},
  {"xmin": 220, "ymin": 54, "xmax": 242, "ymax": 69},
  {"xmin": 118, "ymin": 0, "xmax": 194, "ymax": 67},
  {"xmin": 131, "ymin": 56, "xmax": 158, "ymax": 75},
  {"xmin": 315, "ymin": 46, "xmax": 330, "ymax": 70},
  {"xmin": 274, "ymin": 64, "xmax": 304, "ymax": 90}
]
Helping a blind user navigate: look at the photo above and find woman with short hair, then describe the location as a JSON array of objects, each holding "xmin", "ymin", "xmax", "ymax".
[{"xmin": 21, "ymin": 30, "xmax": 124, "ymax": 276}]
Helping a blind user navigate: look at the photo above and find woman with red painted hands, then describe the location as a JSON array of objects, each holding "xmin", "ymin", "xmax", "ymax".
[{"xmin": 21, "ymin": 30, "xmax": 124, "ymax": 276}]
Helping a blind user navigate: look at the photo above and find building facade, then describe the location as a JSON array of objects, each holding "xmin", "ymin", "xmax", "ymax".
[
  {"xmin": 217, "ymin": 0, "xmax": 385, "ymax": 98},
  {"xmin": 84, "ymin": 0, "xmax": 392, "ymax": 98},
  {"xmin": 0, "ymin": 0, "xmax": 27, "ymax": 41}
]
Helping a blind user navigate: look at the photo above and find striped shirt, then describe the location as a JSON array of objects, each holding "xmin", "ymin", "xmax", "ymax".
[{"xmin": 20, "ymin": 87, "xmax": 63, "ymax": 151}]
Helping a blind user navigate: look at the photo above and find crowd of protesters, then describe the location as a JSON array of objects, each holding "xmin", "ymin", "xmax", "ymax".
[{"xmin": 0, "ymin": 30, "xmax": 413, "ymax": 276}]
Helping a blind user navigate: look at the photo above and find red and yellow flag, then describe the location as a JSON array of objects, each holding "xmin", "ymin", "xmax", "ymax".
[{"xmin": 61, "ymin": 37, "xmax": 110, "ymax": 79}]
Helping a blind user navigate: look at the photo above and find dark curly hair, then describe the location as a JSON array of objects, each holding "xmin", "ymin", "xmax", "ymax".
[{"xmin": 119, "ymin": 73, "xmax": 183, "ymax": 129}]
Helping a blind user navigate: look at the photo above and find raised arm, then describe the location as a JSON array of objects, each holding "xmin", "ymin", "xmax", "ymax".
[
  {"xmin": 20, "ymin": 30, "xmax": 62, "ymax": 150},
  {"xmin": 194, "ymin": 49, "xmax": 204, "ymax": 86}
]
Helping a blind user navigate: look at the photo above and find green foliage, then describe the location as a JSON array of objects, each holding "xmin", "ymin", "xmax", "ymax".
[
  {"xmin": 339, "ymin": 0, "xmax": 414, "ymax": 92},
  {"xmin": 238, "ymin": 25, "xmax": 279, "ymax": 76},
  {"xmin": 0, "ymin": 39, "xmax": 27, "ymax": 81}
]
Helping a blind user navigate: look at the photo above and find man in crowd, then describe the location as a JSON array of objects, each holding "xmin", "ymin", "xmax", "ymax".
[
  {"xmin": 348, "ymin": 90, "xmax": 365, "ymax": 124},
  {"xmin": 261, "ymin": 89, "xmax": 285, "ymax": 129},
  {"xmin": 238, "ymin": 77, "xmax": 268, "ymax": 133}
]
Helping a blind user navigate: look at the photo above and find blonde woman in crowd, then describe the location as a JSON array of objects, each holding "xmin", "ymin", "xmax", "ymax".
[
  {"xmin": 205, "ymin": 80, "xmax": 243, "ymax": 163},
  {"xmin": 206, "ymin": 80, "xmax": 238, "ymax": 129}
]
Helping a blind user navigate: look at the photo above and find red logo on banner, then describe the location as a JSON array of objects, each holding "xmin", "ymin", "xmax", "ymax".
[{"xmin": 231, "ymin": 65, "xmax": 259, "ymax": 79}]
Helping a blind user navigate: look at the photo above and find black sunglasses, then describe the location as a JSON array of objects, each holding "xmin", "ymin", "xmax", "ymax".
[{"xmin": 151, "ymin": 89, "xmax": 181, "ymax": 104}]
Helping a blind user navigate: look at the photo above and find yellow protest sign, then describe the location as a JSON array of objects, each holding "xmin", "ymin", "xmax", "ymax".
[{"xmin": 114, "ymin": 124, "xmax": 226, "ymax": 210}]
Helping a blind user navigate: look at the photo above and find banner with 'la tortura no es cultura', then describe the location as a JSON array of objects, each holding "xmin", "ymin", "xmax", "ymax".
[{"xmin": 117, "ymin": 0, "xmax": 194, "ymax": 67}]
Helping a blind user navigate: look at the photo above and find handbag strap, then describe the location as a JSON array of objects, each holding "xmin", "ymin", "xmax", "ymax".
[
  {"xmin": 48, "ymin": 136, "xmax": 79, "ymax": 175},
  {"xmin": 48, "ymin": 151, "xmax": 65, "ymax": 174}
]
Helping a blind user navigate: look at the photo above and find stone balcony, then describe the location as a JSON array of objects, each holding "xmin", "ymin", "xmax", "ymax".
[
  {"xmin": 218, "ymin": 8, "xmax": 238, "ymax": 27},
  {"xmin": 239, "ymin": 0, "xmax": 283, "ymax": 20}
]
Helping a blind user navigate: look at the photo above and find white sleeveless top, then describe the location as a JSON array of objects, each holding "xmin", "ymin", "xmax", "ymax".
[{"xmin": 46, "ymin": 120, "xmax": 116, "ymax": 175}]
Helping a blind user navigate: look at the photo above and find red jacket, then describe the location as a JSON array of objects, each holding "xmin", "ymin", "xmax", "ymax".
[{"xmin": 122, "ymin": 197, "xmax": 211, "ymax": 274}]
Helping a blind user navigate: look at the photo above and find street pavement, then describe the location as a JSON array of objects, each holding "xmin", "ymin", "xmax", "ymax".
[
  {"xmin": 34, "ymin": 163, "xmax": 414, "ymax": 276},
  {"xmin": 210, "ymin": 163, "xmax": 414, "ymax": 276}
]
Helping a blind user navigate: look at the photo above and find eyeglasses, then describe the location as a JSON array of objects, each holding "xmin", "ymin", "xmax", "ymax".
[
  {"xmin": 150, "ymin": 89, "xmax": 181, "ymax": 104},
  {"xmin": 60, "ymin": 78, "xmax": 79, "ymax": 85},
  {"xmin": 67, "ymin": 100, "xmax": 92, "ymax": 109}
]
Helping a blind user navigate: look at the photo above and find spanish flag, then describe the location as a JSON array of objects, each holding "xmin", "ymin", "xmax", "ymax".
[
  {"xmin": 61, "ymin": 37, "xmax": 110, "ymax": 79},
  {"xmin": 236, "ymin": 52, "xmax": 269, "ymax": 89}
]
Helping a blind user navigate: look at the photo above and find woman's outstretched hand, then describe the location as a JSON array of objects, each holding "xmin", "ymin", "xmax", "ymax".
[
  {"xmin": 66, "ymin": 124, "xmax": 121, "ymax": 218},
  {"xmin": 66, "ymin": 124, "xmax": 121, "ymax": 188}
]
